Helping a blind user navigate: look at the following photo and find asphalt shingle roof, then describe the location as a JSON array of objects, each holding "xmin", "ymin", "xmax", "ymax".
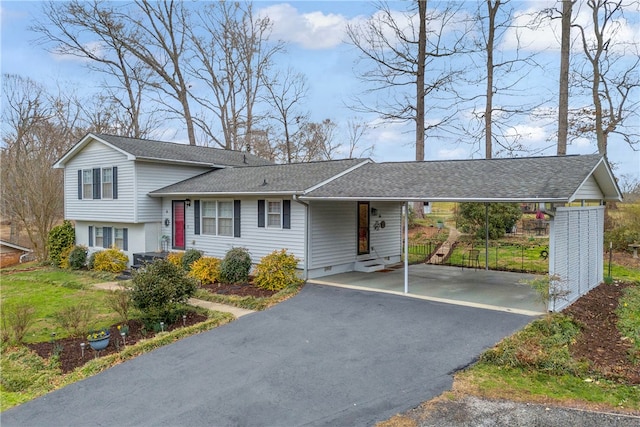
[
  {"xmin": 150, "ymin": 159, "xmax": 369, "ymax": 195},
  {"xmin": 302, "ymin": 155, "xmax": 605, "ymax": 202},
  {"xmin": 95, "ymin": 134, "xmax": 273, "ymax": 167}
]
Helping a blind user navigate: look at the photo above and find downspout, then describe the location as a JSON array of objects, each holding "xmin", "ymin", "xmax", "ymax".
[
  {"xmin": 292, "ymin": 195, "xmax": 309, "ymax": 281},
  {"xmin": 485, "ymin": 203, "xmax": 489, "ymax": 270}
]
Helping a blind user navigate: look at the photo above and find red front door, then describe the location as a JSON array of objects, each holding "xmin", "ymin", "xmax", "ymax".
[{"xmin": 172, "ymin": 201, "xmax": 185, "ymax": 250}]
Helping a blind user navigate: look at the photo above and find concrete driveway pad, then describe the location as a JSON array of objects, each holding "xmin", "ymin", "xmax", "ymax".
[{"xmin": 3, "ymin": 284, "xmax": 533, "ymax": 426}]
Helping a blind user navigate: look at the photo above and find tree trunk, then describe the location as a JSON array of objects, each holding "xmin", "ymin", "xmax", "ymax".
[
  {"xmin": 557, "ymin": 0, "xmax": 573, "ymax": 156},
  {"xmin": 485, "ymin": 0, "xmax": 499, "ymax": 159},
  {"xmin": 416, "ymin": 0, "xmax": 427, "ymax": 162}
]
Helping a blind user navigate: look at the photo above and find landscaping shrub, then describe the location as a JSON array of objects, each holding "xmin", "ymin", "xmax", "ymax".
[
  {"xmin": 254, "ymin": 249, "xmax": 302, "ymax": 291},
  {"xmin": 188, "ymin": 256, "xmax": 221, "ymax": 285},
  {"xmin": 47, "ymin": 220, "xmax": 75, "ymax": 267},
  {"xmin": 166, "ymin": 251, "xmax": 183, "ymax": 267},
  {"xmin": 181, "ymin": 248, "xmax": 203, "ymax": 271},
  {"xmin": 219, "ymin": 247, "xmax": 252, "ymax": 284},
  {"xmin": 92, "ymin": 246, "xmax": 128, "ymax": 273},
  {"xmin": 87, "ymin": 251, "xmax": 98, "ymax": 270},
  {"xmin": 54, "ymin": 302, "xmax": 94, "ymax": 338},
  {"xmin": 480, "ymin": 314, "xmax": 586, "ymax": 376},
  {"xmin": 62, "ymin": 245, "xmax": 88, "ymax": 270},
  {"xmin": 1, "ymin": 302, "xmax": 36, "ymax": 344},
  {"xmin": 130, "ymin": 259, "xmax": 198, "ymax": 322},
  {"xmin": 106, "ymin": 290, "xmax": 132, "ymax": 324}
]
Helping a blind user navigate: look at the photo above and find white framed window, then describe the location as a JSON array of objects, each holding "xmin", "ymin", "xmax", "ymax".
[
  {"xmin": 102, "ymin": 168, "xmax": 113, "ymax": 199},
  {"xmin": 201, "ymin": 200, "xmax": 235, "ymax": 236},
  {"xmin": 267, "ymin": 200, "xmax": 282, "ymax": 228},
  {"xmin": 95, "ymin": 227, "xmax": 103, "ymax": 247},
  {"xmin": 114, "ymin": 228, "xmax": 124, "ymax": 249},
  {"xmin": 202, "ymin": 201, "xmax": 217, "ymax": 235},
  {"xmin": 83, "ymin": 170, "xmax": 93, "ymax": 199},
  {"xmin": 218, "ymin": 201, "xmax": 233, "ymax": 236}
]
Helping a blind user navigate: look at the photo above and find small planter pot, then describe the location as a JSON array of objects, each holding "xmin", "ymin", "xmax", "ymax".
[{"xmin": 88, "ymin": 334, "xmax": 110, "ymax": 351}]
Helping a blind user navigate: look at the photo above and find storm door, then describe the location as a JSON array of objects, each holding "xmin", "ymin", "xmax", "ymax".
[
  {"xmin": 357, "ymin": 201, "xmax": 370, "ymax": 255},
  {"xmin": 172, "ymin": 200, "xmax": 186, "ymax": 250}
]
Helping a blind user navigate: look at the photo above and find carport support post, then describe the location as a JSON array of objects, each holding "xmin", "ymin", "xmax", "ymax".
[
  {"xmin": 485, "ymin": 203, "xmax": 489, "ymax": 270},
  {"xmin": 404, "ymin": 201, "xmax": 409, "ymax": 294}
]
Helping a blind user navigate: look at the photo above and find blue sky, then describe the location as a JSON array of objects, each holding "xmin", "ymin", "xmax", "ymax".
[{"xmin": 1, "ymin": 1, "xmax": 639, "ymax": 183}]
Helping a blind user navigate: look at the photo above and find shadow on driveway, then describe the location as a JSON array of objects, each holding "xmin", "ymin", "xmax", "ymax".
[{"xmin": 2, "ymin": 284, "xmax": 534, "ymax": 426}]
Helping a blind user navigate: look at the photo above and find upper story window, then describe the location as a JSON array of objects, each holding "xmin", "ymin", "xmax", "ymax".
[
  {"xmin": 102, "ymin": 168, "xmax": 113, "ymax": 199},
  {"xmin": 83, "ymin": 170, "xmax": 93, "ymax": 199},
  {"xmin": 78, "ymin": 167, "xmax": 118, "ymax": 200}
]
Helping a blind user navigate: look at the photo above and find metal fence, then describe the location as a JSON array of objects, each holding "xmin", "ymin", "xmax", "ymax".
[{"xmin": 405, "ymin": 239, "xmax": 550, "ymax": 274}]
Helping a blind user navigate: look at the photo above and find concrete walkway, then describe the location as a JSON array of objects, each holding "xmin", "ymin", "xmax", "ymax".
[
  {"xmin": 428, "ymin": 227, "xmax": 461, "ymax": 264},
  {"xmin": 92, "ymin": 282, "xmax": 255, "ymax": 318}
]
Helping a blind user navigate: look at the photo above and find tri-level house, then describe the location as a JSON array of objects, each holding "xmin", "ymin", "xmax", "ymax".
[{"xmin": 55, "ymin": 133, "xmax": 621, "ymax": 310}]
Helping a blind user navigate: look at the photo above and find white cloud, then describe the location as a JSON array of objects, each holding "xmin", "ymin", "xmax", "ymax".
[
  {"xmin": 436, "ymin": 147, "xmax": 467, "ymax": 160},
  {"xmin": 51, "ymin": 41, "xmax": 106, "ymax": 63},
  {"xmin": 260, "ymin": 3, "xmax": 352, "ymax": 50}
]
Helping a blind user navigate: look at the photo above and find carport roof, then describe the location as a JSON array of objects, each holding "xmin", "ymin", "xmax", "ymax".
[{"xmin": 300, "ymin": 154, "xmax": 622, "ymax": 202}]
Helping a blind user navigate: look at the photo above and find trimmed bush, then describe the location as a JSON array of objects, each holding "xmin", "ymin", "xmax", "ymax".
[
  {"xmin": 182, "ymin": 248, "xmax": 203, "ymax": 271},
  {"xmin": 188, "ymin": 257, "xmax": 221, "ymax": 285},
  {"xmin": 254, "ymin": 249, "xmax": 302, "ymax": 291},
  {"xmin": 166, "ymin": 252, "xmax": 183, "ymax": 267},
  {"xmin": 92, "ymin": 246, "xmax": 128, "ymax": 273},
  {"xmin": 130, "ymin": 259, "xmax": 198, "ymax": 322},
  {"xmin": 62, "ymin": 245, "xmax": 88, "ymax": 270},
  {"xmin": 47, "ymin": 220, "xmax": 75, "ymax": 267},
  {"xmin": 220, "ymin": 247, "xmax": 252, "ymax": 284}
]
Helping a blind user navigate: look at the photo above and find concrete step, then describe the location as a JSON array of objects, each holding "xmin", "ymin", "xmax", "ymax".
[{"xmin": 354, "ymin": 259, "xmax": 386, "ymax": 273}]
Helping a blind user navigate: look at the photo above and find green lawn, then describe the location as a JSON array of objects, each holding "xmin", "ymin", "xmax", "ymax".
[{"xmin": 1, "ymin": 268, "xmax": 119, "ymax": 343}]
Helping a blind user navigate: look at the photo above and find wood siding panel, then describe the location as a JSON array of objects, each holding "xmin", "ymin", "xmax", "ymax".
[
  {"xmin": 64, "ymin": 141, "xmax": 133, "ymax": 222},
  {"xmin": 160, "ymin": 197, "xmax": 306, "ymax": 265}
]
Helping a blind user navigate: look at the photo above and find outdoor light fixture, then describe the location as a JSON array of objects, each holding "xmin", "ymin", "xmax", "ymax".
[{"xmin": 185, "ymin": 198, "xmax": 191, "ymax": 207}]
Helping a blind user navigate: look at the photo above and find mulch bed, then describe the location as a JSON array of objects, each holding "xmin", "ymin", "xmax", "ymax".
[
  {"xmin": 564, "ymin": 281, "xmax": 639, "ymax": 384},
  {"xmin": 200, "ymin": 281, "xmax": 279, "ymax": 298},
  {"xmin": 27, "ymin": 312, "xmax": 207, "ymax": 374}
]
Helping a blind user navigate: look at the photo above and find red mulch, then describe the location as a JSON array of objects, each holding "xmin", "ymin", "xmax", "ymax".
[
  {"xmin": 564, "ymin": 281, "xmax": 639, "ymax": 384},
  {"xmin": 27, "ymin": 312, "xmax": 207, "ymax": 374}
]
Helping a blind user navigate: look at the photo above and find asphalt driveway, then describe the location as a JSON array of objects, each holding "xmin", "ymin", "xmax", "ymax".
[{"xmin": 2, "ymin": 284, "xmax": 533, "ymax": 426}]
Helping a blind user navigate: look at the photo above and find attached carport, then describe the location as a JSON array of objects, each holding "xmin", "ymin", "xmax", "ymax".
[{"xmin": 301, "ymin": 154, "xmax": 622, "ymax": 311}]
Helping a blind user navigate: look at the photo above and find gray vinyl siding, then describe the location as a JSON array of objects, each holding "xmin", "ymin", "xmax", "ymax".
[
  {"xmin": 572, "ymin": 175, "xmax": 604, "ymax": 201},
  {"xmin": 75, "ymin": 220, "xmax": 147, "ymax": 266},
  {"xmin": 135, "ymin": 162, "xmax": 211, "ymax": 222},
  {"xmin": 63, "ymin": 141, "xmax": 134, "ymax": 222},
  {"xmin": 308, "ymin": 201, "xmax": 402, "ymax": 269},
  {"xmin": 308, "ymin": 201, "xmax": 356, "ymax": 269},
  {"xmin": 368, "ymin": 202, "xmax": 403, "ymax": 260},
  {"xmin": 161, "ymin": 196, "xmax": 305, "ymax": 265}
]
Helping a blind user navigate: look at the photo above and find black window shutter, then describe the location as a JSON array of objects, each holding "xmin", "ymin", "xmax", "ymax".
[
  {"xmin": 88, "ymin": 226, "xmax": 93, "ymax": 247},
  {"xmin": 234, "ymin": 200, "xmax": 241, "ymax": 237},
  {"xmin": 78, "ymin": 170, "xmax": 83, "ymax": 199},
  {"xmin": 283, "ymin": 200, "xmax": 291, "ymax": 229},
  {"xmin": 194, "ymin": 200, "xmax": 200, "ymax": 235},
  {"xmin": 257, "ymin": 200, "xmax": 265, "ymax": 228},
  {"xmin": 93, "ymin": 168, "xmax": 101, "ymax": 199},
  {"xmin": 123, "ymin": 228, "xmax": 128, "ymax": 251},
  {"xmin": 112, "ymin": 166, "xmax": 118, "ymax": 199},
  {"xmin": 103, "ymin": 227, "xmax": 111, "ymax": 248}
]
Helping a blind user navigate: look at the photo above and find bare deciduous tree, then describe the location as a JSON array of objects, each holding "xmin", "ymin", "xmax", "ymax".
[
  {"xmin": 346, "ymin": 117, "xmax": 374, "ymax": 158},
  {"xmin": 572, "ymin": 0, "xmax": 640, "ymax": 154},
  {"xmin": 33, "ymin": 0, "xmax": 157, "ymax": 139},
  {"xmin": 188, "ymin": 1, "xmax": 283, "ymax": 150},
  {"xmin": 557, "ymin": 0, "xmax": 575, "ymax": 155},
  {"xmin": 1, "ymin": 75, "xmax": 84, "ymax": 260},
  {"xmin": 262, "ymin": 67, "xmax": 309, "ymax": 163},
  {"xmin": 347, "ymin": 1, "xmax": 469, "ymax": 162}
]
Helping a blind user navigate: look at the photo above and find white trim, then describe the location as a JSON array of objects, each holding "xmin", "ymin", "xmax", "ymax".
[{"xmin": 0, "ymin": 240, "xmax": 32, "ymax": 252}]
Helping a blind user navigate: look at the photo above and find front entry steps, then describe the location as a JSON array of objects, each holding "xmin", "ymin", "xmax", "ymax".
[{"xmin": 354, "ymin": 259, "xmax": 386, "ymax": 273}]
